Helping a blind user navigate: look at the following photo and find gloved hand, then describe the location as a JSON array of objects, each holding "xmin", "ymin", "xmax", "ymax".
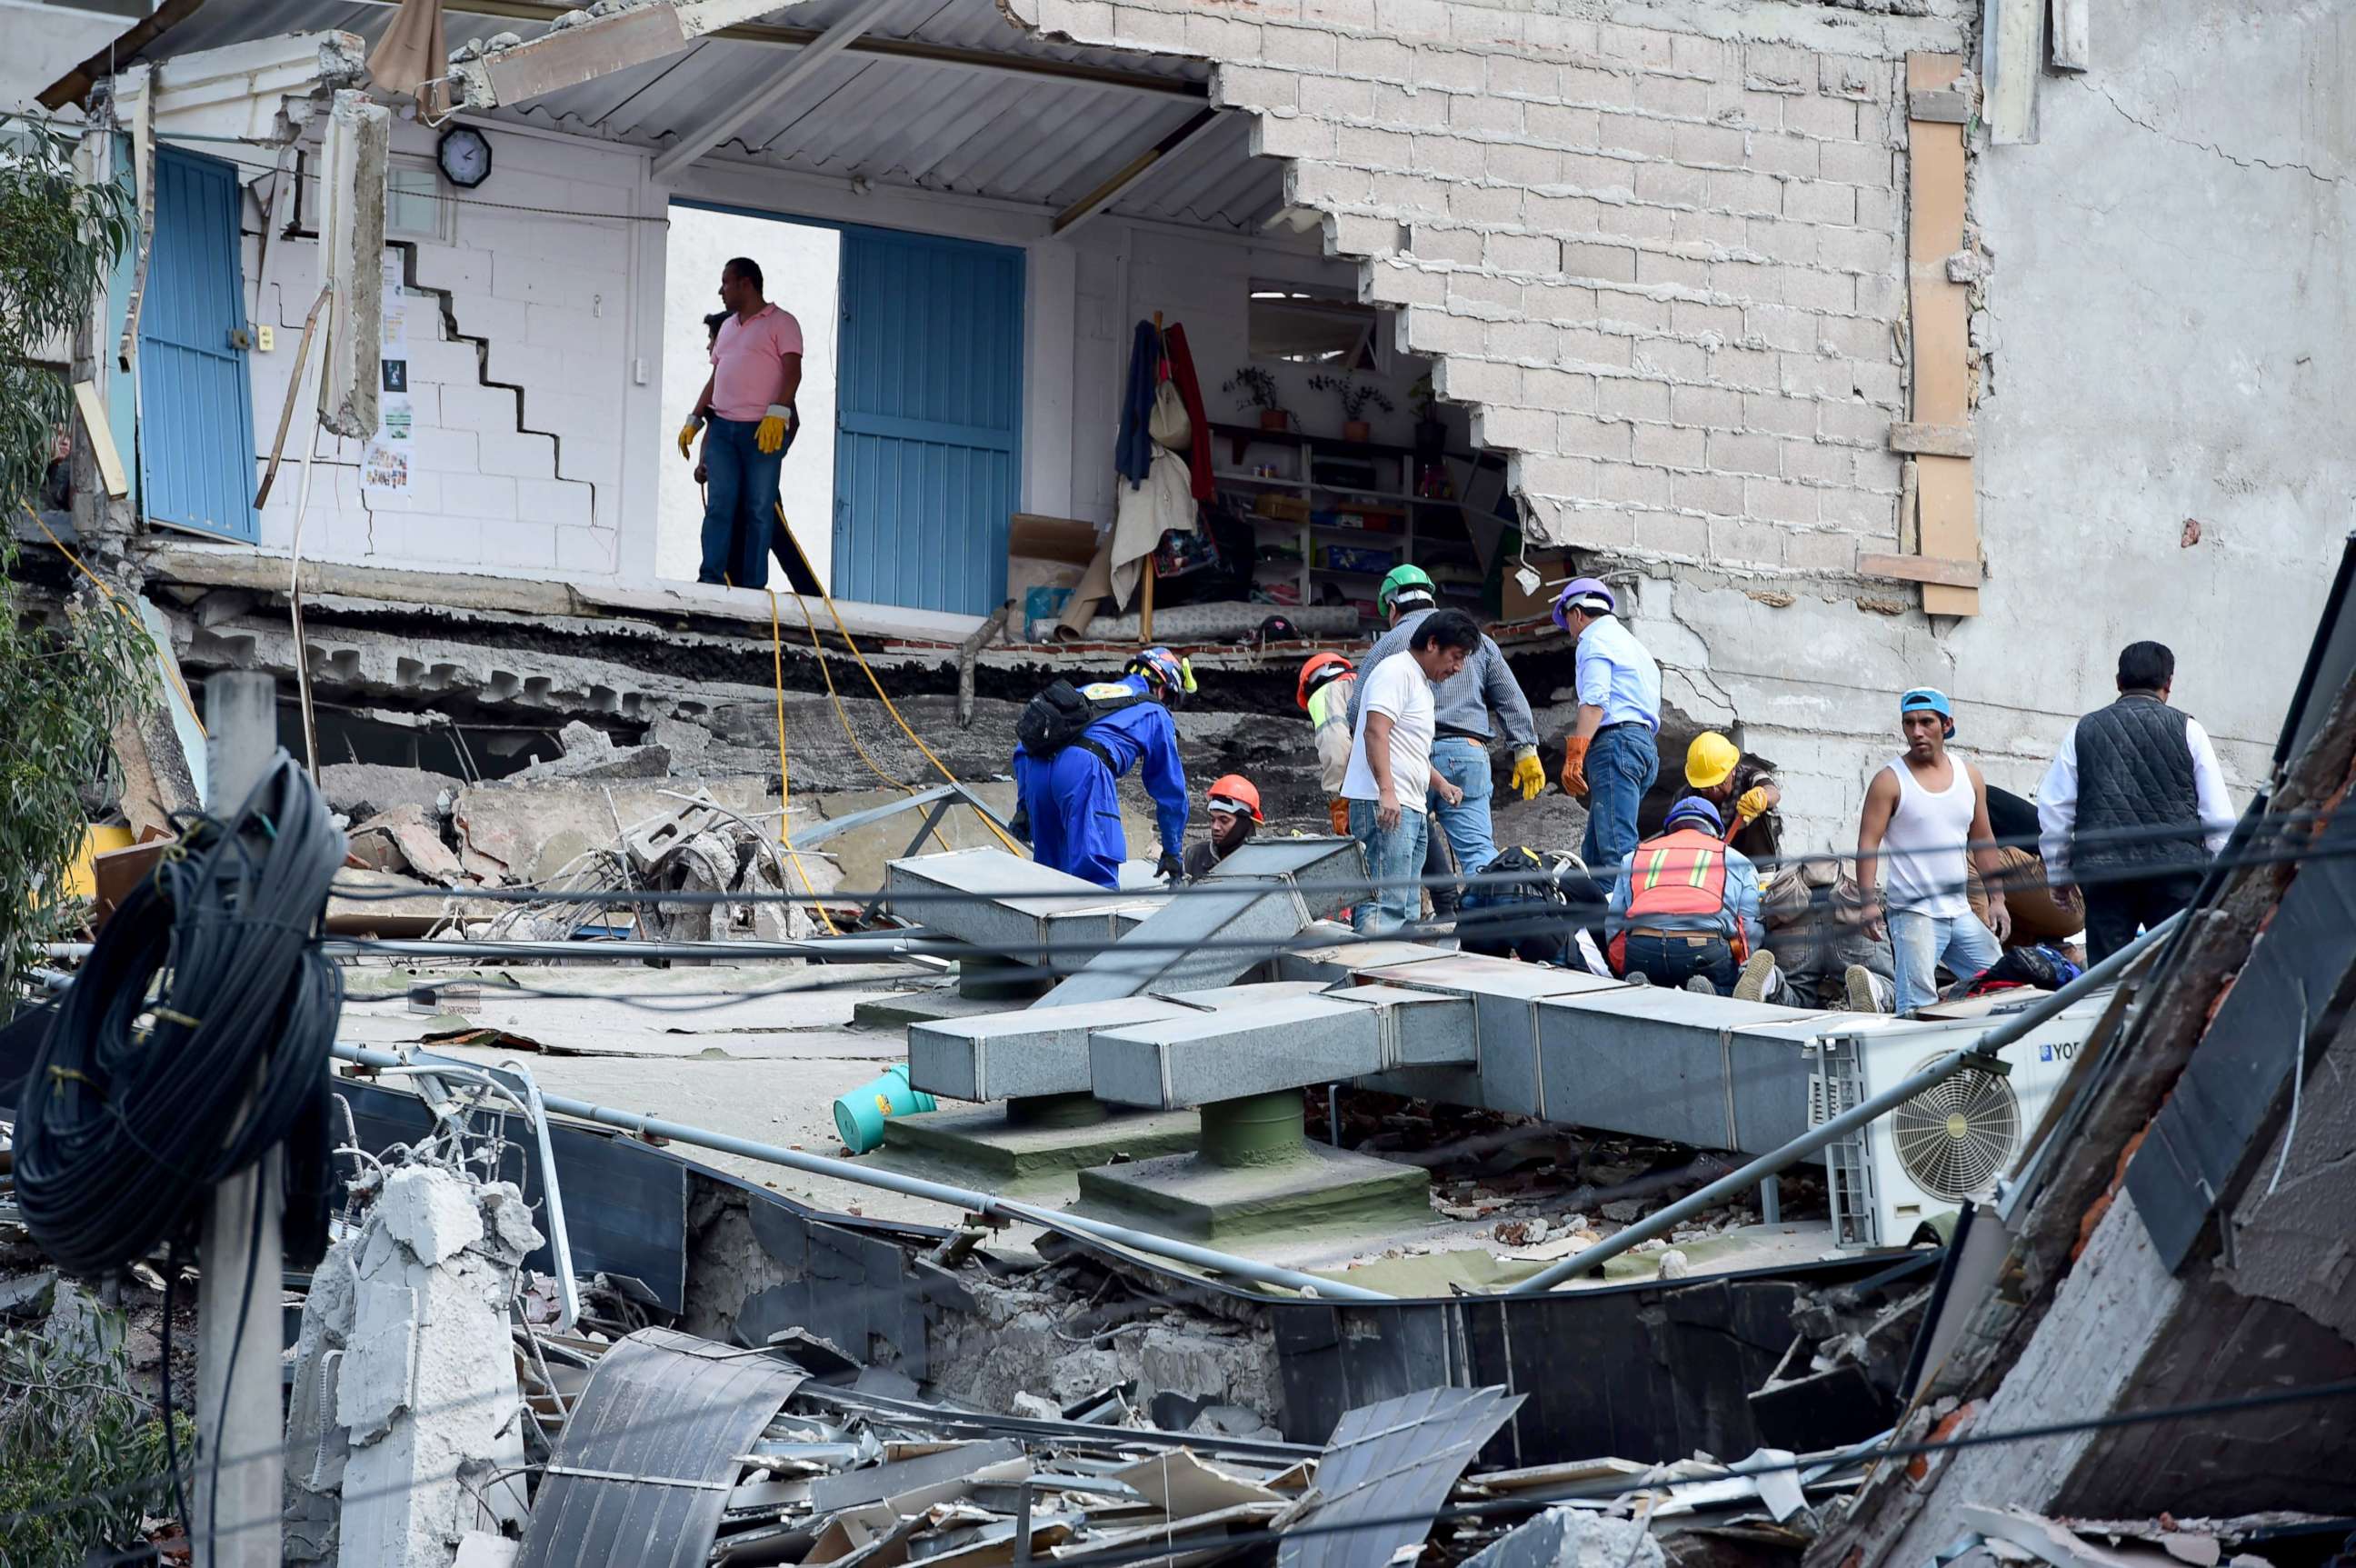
[
  {"xmin": 1008, "ymin": 805, "xmax": 1032, "ymax": 845},
  {"xmin": 1156, "ymin": 851, "xmax": 1184, "ymax": 884},
  {"xmin": 1734, "ymin": 785, "xmax": 1772, "ymax": 825},
  {"xmin": 1511, "ymin": 747, "xmax": 1544, "ymax": 802},
  {"xmin": 1559, "ymin": 735, "xmax": 1591, "ymax": 799},
  {"xmin": 1329, "ymin": 798, "xmax": 1351, "ymax": 835},
  {"xmin": 675, "ymin": 415, "xmax": 703, "ymax": 460},
  {"xmin": 755, "ymin": 403, "xmax": 793, "ymax": 454}
]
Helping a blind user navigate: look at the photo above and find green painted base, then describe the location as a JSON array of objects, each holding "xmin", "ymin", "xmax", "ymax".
[
  {"xmin": 850, "ymin": 990, "xmax": 1011, "ymax": 1030},
  {"xmin": 873, "ymin": 1104, "xmax": 1200, "ymax": 1188},
  {"xmin": 1074, "ymin": 1144, "xmax": 1431, "ymax": 1243}
]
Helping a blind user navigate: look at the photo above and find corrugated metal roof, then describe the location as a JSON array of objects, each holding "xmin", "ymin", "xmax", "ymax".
[{"xmin": 111, "ymin": 0, "xmax": 1283, "ymax": 230}]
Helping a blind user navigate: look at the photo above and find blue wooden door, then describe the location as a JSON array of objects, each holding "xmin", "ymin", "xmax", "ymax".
[
  {"xmin": 139, "ymin": 148, "xmax": 258, "ymax": 542},
  {"xmin": 833, "ymin": 228, "xmax": 1023, "ymax": 614}
]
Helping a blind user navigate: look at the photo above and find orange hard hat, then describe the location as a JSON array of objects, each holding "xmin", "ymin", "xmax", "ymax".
[
  {"xmin": 1205, "ymin": 774, "xmax": 1264, "ymax": 822},
  {"xmin": 1296, "ymin": 653, "xmax": 1353, "ymax": 712}
]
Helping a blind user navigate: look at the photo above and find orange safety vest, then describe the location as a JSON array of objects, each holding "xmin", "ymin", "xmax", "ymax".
[{"xmin": 1616, "ymin": 826, "xmax": 1745, "ymax": 962}]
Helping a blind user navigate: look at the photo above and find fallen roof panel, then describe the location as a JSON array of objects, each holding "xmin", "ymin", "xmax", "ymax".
[
  {"xmin": 1279, "ymin": 1384, "xmax": 1524, "ymax": 1568},
  {"xmin": 519, "ymin": 1326, "xmax": 806, "ymax": 1568}
]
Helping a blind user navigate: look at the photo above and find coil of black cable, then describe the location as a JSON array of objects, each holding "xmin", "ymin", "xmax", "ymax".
[{"xmin": 15, "ymin": 754, "xmax": 344, "ymax": 1275}]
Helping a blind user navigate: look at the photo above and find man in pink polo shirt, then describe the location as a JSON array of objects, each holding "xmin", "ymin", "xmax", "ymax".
[{"xmin": 675, "ymin": 256, "xmax": 810, "ymax": 592}]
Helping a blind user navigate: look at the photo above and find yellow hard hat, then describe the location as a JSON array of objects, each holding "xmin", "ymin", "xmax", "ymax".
[{"xmin": 1685, "ymin": 731, "xmax": 1740, "ymax": 789}]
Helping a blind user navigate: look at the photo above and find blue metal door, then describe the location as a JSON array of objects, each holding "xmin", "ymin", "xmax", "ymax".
[
  {"xmin": 833, "ymin": 228, "xmax": 1023, "ymax": 614},
  {"xmin": 139, "ymin": 148, "xmax": 257, "ymax": 542}
]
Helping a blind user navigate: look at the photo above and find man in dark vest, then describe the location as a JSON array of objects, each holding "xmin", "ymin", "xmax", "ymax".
[{"xmin": 2035, "ymin": 641, "xmax": 2236, "ymax": 961}]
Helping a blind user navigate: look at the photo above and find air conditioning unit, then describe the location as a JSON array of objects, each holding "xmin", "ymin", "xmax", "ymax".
[{"xmin": 1811, "ymin": 1004, "xmax": 2101, "ymax": 1249}]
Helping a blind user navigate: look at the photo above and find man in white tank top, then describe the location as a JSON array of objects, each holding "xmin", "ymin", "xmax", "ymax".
[{"xmin": 1857, "ymin": 687, "xmax": 2012, "ymax": 1014}]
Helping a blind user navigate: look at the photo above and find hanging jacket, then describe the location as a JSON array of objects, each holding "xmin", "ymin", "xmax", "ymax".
[
  {"xmin": 1115, "ymin": 320, "xmax": 1161, "ymax": 490},
  {"xmin": 1604, "ymin": 827, "xmax": 1762, "ymax": 963}
]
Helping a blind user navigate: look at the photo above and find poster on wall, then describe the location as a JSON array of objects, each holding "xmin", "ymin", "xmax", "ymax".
[{"xmin": 361, "ymin": 253, "xmax": 411, "ymax": 494}]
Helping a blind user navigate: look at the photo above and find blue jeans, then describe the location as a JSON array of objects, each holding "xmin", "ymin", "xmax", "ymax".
[
  {"xmin": 1889, "ymin": 908, "xmax": 2002, "ymax": 1014},
  {"xmin": 1621, "ymin": 931, "xmax": 1737, "ymax": 993},
  {"xmin": 1429, "ymin": 736, "xmax": 1497, "ymax": 882},
  {"xmin": 1348, "ymin": 798, "xmax": 1430, "ymax": 935},
  {"xmin": 1580, "ymin": 724, "xmax": 1658, "ymax": 874},
  {"xmin": 700, "ymin": 415, "xmax": 782, "ymax": 589}
]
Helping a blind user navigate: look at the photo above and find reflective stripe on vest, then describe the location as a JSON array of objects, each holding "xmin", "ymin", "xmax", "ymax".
[{"xmin": 1625, "ymin": 828, "xmax": 1730, "ymax": 922}]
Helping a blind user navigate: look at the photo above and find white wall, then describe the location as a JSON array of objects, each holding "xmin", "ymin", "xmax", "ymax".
[
  {"xmin": 0, "ymin": 1, "xmax": 130, "ymax": 113},
  {"xmin": 654, "ymin": 206, "xmax": 840, "ymax": 586},
  {"xmin": 243, "ymin": 116, "xmax": 652, "ymax": 576}
]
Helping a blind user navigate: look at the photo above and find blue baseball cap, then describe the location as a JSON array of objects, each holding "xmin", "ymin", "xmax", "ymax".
[
  {"xmin": 1663, "ymin": 794, "xmax": 1724, "ymax": 835},
  {"xmin": 1900, "ymin": 686, "xmax": 1955, "ymax": 738}
]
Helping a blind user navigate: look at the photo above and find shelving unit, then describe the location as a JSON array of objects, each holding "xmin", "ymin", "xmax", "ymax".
[{"xmin": 1210, "ymin": 422, "xmax": 1488, "ymax": 624}]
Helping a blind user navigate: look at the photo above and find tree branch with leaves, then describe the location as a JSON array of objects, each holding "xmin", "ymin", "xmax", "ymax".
[{"xmin": 2, "ymin": 116, "xmax": 157, "ymax": 1004}]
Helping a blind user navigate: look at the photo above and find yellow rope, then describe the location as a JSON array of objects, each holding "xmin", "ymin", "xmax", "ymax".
[
  {"xmin": 766, "ymin": 587, "xmax": 841, "ymax": 936},
  {"xmin": 774, "ymin": 503, "xmax": 1025, "ymax": 856},
  {"xmin": 22, "ymin": 503, "xmax": 205, "ymax": 737},
  {"xmin": 784, "ymin": 580, "xmax": 956, "ymax": 855}
]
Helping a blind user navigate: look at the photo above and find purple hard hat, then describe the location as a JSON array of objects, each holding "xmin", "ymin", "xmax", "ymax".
[{"xmin": 1550, "ymin": 576, "xmax": 1616, "ymax": 630}]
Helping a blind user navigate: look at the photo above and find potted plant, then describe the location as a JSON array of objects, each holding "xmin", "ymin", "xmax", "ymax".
[
  {"xmin": 1307, "ymin": 373, "xmax": 1396, "ymax": 444},
  {"xmin": 1224, "ymin": 366, "xmax": 1289, "ymax": 432}
]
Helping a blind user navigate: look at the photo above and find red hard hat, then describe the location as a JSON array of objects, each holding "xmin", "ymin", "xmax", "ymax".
[
  {"xmin": 1205, "ymin": 774, "xmax": 1264, "ymax": 822},
  {"xmin": 1296, "ymin": 653, "xmax": 1353, "ymax": 712}
]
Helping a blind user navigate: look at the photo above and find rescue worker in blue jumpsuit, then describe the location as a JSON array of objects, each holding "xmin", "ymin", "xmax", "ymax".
[{"xmin": 1012, "ymin": 647, "xmax": 1194, "ymax": 890}]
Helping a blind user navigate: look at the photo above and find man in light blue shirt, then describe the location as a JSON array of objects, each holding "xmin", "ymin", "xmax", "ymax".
[{"xmin": 1552, "ymin": 577, "xmax": 1661, "ymax": 877}]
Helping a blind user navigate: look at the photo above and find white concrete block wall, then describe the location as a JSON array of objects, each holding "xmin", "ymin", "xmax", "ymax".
[
  {"xmin": 244, "ymin": 122, "xmax": 634, "ymax": 576},
  {"xmin": 1023, "ymin": 0, "xmax": 1953, "ymax": 583}
]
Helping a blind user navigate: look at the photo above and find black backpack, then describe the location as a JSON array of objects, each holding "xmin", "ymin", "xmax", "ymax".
[{"xmin": 1016, "ymin": 680, "xmax": 1144, "ymax": 757}]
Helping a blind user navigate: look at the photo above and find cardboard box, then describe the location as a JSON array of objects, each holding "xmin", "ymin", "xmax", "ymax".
[
  {"xmin": 1006, "ymin": 513, "xmax": 1097, "ymax": 621},
  {"xmin": 1501, "ymin": 550, "xmax": 1573, "ymax": 624}
]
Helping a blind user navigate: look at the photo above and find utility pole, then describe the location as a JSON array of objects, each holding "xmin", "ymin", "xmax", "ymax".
[{"xmin": 193, "ymin": 672, "xmax": 284, "ymax": 1567}]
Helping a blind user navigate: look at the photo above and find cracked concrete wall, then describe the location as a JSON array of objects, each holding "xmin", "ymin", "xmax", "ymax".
[
  {"xmin": 1013, "ymin": 0, "xmax": 2336, "ymax": 850},
  {"xmin": 245, "ymin": 118, "xmax": 639, "ymax": 575}
]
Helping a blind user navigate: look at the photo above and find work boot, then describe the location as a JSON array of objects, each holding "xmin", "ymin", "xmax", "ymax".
[
  {"xmin": 1684, "ymin": 975, "xmax": 1716, "ymax": 995},
  {"xmin": 1843, "ymin": 964, "xmax": 1885, "ymax": 1014},
  {"xmin": 1732, "ymin": 951, "xmax": 1778, "ymax": 1003}
]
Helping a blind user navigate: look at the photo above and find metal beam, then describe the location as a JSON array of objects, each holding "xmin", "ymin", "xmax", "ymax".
[
  {"xmin": 36, "ymin": 0, "xmax": 206, "ymax": 109},
  {"xmin": 649, "ymin": 0, "xmax": 897, "ymax": 184},
  {"xmin": 1053, "ymin": 107, "xmax": 1223, "ymax": 236}
]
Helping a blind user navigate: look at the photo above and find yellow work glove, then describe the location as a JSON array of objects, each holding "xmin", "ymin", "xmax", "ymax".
[
  {"xmin": 675, "ymin": 415, "xmax": 703, "ymax": 459},
  {"xmin": 755, "ymin": 403, "xmax": 792, "ymax": 454},
  {"xmin": 1510, "ymin": 747, "xmax": 1544, "ymax": 802},
  {"xmin": 1734, "ymin": 785, "xmax": 1772, "ymax": 825}
]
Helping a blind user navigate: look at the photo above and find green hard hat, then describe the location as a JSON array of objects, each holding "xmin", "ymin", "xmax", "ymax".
[{"xmin": 1377, "ymin": 564, "xmax": 1436, "ymax": 617}]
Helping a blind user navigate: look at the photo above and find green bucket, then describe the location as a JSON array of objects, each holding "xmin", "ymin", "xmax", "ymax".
[{"xmin": 834, "ymin": 1063, "xmax": 937, "ymax": 1154}]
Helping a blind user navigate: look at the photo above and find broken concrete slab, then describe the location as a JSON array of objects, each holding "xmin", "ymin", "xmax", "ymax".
[
  {"xmin": 517, "ymin": 718, "xmax": 672, "ymax": 782},
  {"xmin": 348, "ymin": 802, "xmax": 465, "ymax": 884},
  {"xmin": 453, "ymin": 776, "xmax": 782, "ymax": 884},
  {"xmin": 321, "ymin": 761, "xmax": 462, "ymax": 823}
]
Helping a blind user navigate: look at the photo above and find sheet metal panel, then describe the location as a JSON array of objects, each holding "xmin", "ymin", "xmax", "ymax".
[
  {"xmin": 907, "ymin": 981, "xmax": 1328, "ymax": 1100},
  {"xmin": 1279, "ymin": 1385, "xmax": 1522, "ymax": 1568},
  {"xmin": 1356, "ymin": 959, "xmax": 1622, "ymax": 1117},
  {"xmin": 834, "ymin": 226, "xmax": 1023, "ymax": 614},
  {"xmin": 518, "ymin": 1327, "xmax": 804, "ymax": 1568},
  {"xmin": 139, "ymin": 148, "xmax": 258, "ymax": 542},
  {"xmin": 1533, "ymin": 988, "xmax": 1820, "ymax": 1153},
  {"xmin": 1041, "ymin": 838, "xmax": 1365, "ymax": 1005},
  {"xmin": 884, "ymin": 847, "xmax": 1159, "ymax": 968}
]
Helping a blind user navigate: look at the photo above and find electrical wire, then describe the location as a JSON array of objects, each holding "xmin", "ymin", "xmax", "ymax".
[
  {"xmin": 774, "ymin": 501, "xmax": 1028, "ymax": 857},
  {"xmin": 12, "ymin": 755, "xmax": 344, "ymax": 1274},
  {"xmin": 765, "ymin": 588, "xmax": 842, "ymax": 936}
]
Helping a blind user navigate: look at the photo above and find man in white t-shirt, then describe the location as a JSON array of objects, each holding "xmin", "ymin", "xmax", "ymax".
[{"xmin": 1342, "ymin": 610, "xmax": 1482, "ymax": 934}]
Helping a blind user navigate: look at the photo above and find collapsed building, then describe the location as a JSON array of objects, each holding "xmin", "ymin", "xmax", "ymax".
[
  {"xmin": 13, "ymin": 0, "xmax": 2343, "ymax": 856},
  {"xmin": 3, "ymin": 0, "xmax": 2352, "ymax": 1563}
]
